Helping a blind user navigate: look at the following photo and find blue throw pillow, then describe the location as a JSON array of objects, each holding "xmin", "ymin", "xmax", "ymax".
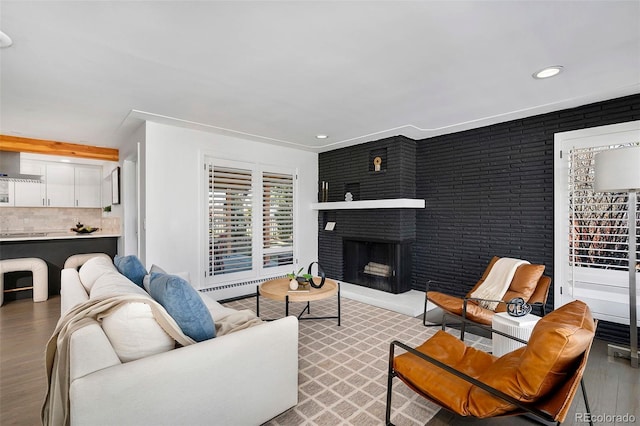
[
  {"xmin": 149, "ymin": 272, "xmax": 216, "ymax": 342},
  {"xmin": 114, "ymin": 255, "xmax": 147, "ymax": 288}
]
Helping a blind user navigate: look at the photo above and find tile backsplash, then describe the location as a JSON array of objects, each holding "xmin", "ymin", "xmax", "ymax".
[{"xmin": 0, "ymin": 207, "xmax": 120, "ymax": 234}]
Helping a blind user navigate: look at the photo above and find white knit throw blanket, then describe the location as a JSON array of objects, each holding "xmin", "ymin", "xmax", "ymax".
[
  {"xmin": 41, "ymin": 295, "xmax": 195, "ymax": 426},
  {"xmin": 469, "ymin": 258, "xmax": 528, "ymax": 311}
]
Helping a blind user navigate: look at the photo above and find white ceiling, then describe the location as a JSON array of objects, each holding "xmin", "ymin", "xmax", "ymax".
[{"xmin": 1, "ymin": 1, "xmax": 639, "ymax": 153}]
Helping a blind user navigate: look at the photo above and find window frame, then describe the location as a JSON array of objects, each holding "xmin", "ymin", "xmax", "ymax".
[
  {"xmin": 202, "ymin": 156, "xmax": 297, "ymax": 286},
  {"xmin": 261, "ymin": 170, "xmax": 295, "ymax": 273},
  {"xmin": 554, "ymin": 121, "xmax": 640, "ymax": 325}
]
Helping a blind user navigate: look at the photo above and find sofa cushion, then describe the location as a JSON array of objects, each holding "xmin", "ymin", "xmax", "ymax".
[
  {"xmin": 149, "ymin": 273, "xmax": 216, "ymax": 342},
  {"xmin": 468, "ymin": 300, "xmax": 595, "ymax": 417},
  {"xmin": 90, "ymin": 271, "xmax": 175, "ymax": 362},
  {"xmin": 78, "ymin": 256, "xmax": 118, "ymax": 293},
  {"xmin": 114, "ymin": 255, "xmax": 147, "ymax": 288},
  {"xmin": 91, "ymin": 271, "xmax": 149, "ymax": 299}
]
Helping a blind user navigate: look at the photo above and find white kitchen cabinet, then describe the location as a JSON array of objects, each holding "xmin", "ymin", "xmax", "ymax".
[
  {"xmin": 15, "ymin": 161, "xmax": 46, "ymax": 207},
  {"xmin": 0, "ymin": 180, "xmax": 15, "ymax": 206},
  {"xmin": 10, "ymin": 160, "xmax": 103, "ymax": 208},
  {"xmin": 44, "ymin": 163, "xmax": 75, "ymax": 207},
  {"xmin": 74, "ymin": 166, "xmax": 102, "ymax": 207}
]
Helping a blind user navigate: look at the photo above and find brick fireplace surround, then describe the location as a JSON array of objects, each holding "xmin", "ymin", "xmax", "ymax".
[{"xmin": 318, "ymin": 136, "xmax": 418, "ymax": 293}]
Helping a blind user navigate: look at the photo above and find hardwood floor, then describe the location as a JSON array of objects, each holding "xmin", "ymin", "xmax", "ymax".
[
  {"xmin": 0, "ymin": 296, "xmax": 60, "ymax": 426},
  {"xmin": 0, "ymin": 296, "xmax": 638, "ymax": 426}
]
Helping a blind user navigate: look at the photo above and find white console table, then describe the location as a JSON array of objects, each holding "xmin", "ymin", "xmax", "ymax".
[{"xmin": 492, "ymin": 312, "xmax": 541, "ymax": 357}]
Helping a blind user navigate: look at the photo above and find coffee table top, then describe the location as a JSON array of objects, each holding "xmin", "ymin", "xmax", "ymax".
[{"xmin": 260, "ymin": 277, "xmax": 338, "ymax": 302}]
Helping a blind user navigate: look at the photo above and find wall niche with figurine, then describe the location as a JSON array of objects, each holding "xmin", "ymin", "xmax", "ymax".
[{"xmin": 318, "ymin": 135, "xmax": 416, "ymax": 203}]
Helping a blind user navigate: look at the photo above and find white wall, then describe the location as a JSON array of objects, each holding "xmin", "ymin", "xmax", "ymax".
[
  {"xmin": 142, "ymin": 121, "xmax": 318, "ymax": 295},
  {"xmin": 121, "ymin": 123, "xmax": 146, "ymax": 258},
  {"xmin": 122, "ymin": 159, "xmax": 137, "ymax": 256}
]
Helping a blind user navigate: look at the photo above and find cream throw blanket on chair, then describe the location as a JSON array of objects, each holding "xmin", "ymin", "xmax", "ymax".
[{"xmin": 469, "ymin": 258, "xmax": 528, "ymax": 311}]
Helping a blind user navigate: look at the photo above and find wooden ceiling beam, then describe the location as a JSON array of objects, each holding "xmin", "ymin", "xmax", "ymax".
[{"xmin": 0, "ymin": 134, "xmax": 119, "ymax": 162}]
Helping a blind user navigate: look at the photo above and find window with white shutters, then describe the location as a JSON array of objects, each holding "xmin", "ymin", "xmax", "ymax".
[
  {"xmin": 208, "ymin": 165, "xmax": 253, "ymax": 277},
  {"xmin": 554, "ymin": 121, "xmax": 640, "ymax": 325},
  {"xmin": 262, "ymin": 172, "xmax": 294, "ymax": 269},
  {"xmin": 205, "ymin": 159, "xmax": 296, "ymax": 283},
  {"xmin": 569, "ymin": 145, "xmax": 639, "ymax": 272}
]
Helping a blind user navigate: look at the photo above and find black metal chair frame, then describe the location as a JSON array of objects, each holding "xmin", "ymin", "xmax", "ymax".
[
  {"xmin": 385, "ymin": 319, "xmax": 595, "ymax": 426},
  {"xmin": 423, "ymin": 279, "xmax": 546, "ymax": 341}
]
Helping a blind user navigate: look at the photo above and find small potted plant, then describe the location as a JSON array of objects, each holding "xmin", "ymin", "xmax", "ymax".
[{"xmin": 287, "ymin": 268, "xmax": 312, "ymax": 290}]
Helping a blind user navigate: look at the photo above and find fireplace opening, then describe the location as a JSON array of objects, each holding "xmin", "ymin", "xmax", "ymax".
[{"xmin": 343, "ymin": 238, "xmax": 412, "ymax": 294}]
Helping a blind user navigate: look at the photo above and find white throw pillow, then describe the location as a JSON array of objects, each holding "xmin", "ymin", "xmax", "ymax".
[
  {"xmin": 142, "ymin": 264, "xmax": 190, "ymax": 293},
  {"xmin": 200, "ymin": 292, "xmax": 238, "ymax": 322},
  {"xmin": 78, "ymin": 256, "xmax": 118, "ymax": 293},
  {"xmin": 91, "ymin": 271, "xmax": 175, "ymax": 362},
  {"xmin": 90, "ymin": 271, "xmax": 149, "ymax": 299}
]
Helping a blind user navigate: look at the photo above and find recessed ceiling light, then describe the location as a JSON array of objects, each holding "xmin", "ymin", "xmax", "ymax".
[
  {"xmin": 0, "ymin": 30, "xmax": 13, "ymax": 48},
  {"xmin": 316, "ymin": 134, "xmax": 328, "ymax": 139},
  {"xmin": 532, "ymin": 66, "xmax": 564, "ymax": 79}
]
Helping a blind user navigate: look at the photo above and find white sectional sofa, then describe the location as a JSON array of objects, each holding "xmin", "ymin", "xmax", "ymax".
[{"xmin": 59, "ymin": 255, "xmax": 298, "ymax": 426}]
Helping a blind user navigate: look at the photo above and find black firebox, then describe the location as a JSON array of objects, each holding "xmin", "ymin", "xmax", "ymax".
[{"xmin": 342, "ymin": 238, "xmax": 412, "ymax": 294}]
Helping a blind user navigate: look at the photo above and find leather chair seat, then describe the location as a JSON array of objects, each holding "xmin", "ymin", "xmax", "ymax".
[
  {"xmin": 391, "ymin": 300, "xmax": 595, "ymax": 421},
  {"xmin": 427, "ymin": 292, "xmax": 495, "ymax": 325},
  {"xmin": 395, "ymin": 330, "xmax": 497, "ymax": 415}
]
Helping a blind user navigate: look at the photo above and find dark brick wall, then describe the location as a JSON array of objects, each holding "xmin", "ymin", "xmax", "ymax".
[
  {"xmin": 318, "ymin": 135, "xmax": 416, "ymax": 202},
  {"xmin": 415, "ymin": 95, "xmax": 640, "ymax": 297},
  {"xmin": 416, "ymin": 122, "xmax": 554, "ymax": 299},
  {"xmin": 415, "ymin": 93, "xmax": 639, "ymax": 343},
  {"xmin": 318, "ymin": 93, "xmax": 640, "ymax": 343}
]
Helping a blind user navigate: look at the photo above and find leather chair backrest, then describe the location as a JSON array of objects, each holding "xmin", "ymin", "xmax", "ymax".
[
  {"xmin": 465, "ymin": 256, "xmax": 546, "ymax": 313},
  {"xmin": 466, "ymin": 256, "xmax": 500, "ymax": 296},
  {"xmin": 466, "ymin": 300, "xmax": 595, "ymax": 417},
  {"xmin": 527, "ymin": 275, "xmax": 552, "ymax": 306},
  {"xmin": 496, "ymin": 264, "xmax": 545, "ymax": 313}
]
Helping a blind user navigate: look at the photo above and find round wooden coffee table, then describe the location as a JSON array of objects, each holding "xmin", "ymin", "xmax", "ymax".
[{"xmin": 257, "ymin": 277, "xmax": 340, "ymax": 325}]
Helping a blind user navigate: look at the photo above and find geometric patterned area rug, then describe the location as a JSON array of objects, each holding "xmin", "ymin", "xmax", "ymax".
[{"xmin": 223, "ymin": 295, "xmax": 492, "ymax": 425}]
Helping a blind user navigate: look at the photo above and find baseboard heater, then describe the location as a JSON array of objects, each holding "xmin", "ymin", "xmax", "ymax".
[{"xmin": 200, "ymin": 275, "xmax": 286, "ymax": 302}]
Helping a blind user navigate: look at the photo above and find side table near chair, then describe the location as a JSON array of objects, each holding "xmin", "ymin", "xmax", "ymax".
[{"xmin": 492, "ymin": 312, "xmax": 540, "ymax": 357}]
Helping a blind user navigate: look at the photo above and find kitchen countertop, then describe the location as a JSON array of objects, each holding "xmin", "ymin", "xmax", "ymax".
[{"xmin": 0, "ymin": 231, "xmax": 121, "ymax": 242}]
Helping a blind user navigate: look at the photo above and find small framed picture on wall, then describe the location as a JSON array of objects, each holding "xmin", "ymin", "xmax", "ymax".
[{"xmin": 111, "ymin": 167, "xmax": 120, "ymax": 205}]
